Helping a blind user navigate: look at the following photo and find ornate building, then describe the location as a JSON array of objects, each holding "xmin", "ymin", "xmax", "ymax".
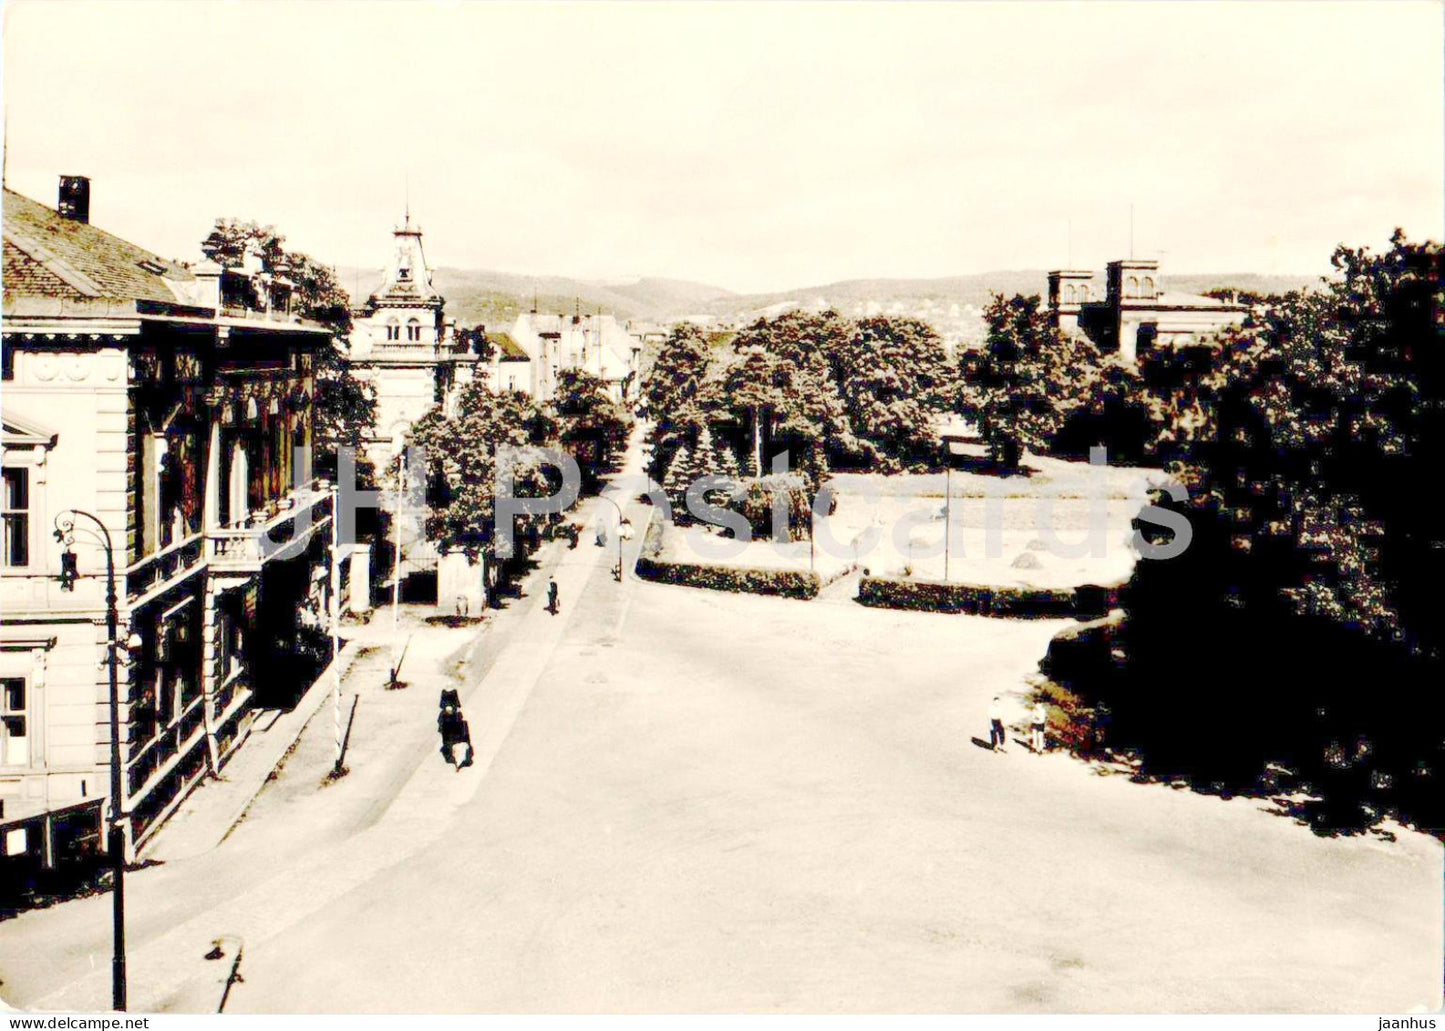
[
  {"xmin": 1047, "ymin": 258, "xmax": 1249, "ymax": 363},
  {"xmin": 347, "ymin": 214, "xmax": 478, "ymax": 466},
  {"xmin": 1, "ymin": 179, "xmax": 342, "ymax": 874}
]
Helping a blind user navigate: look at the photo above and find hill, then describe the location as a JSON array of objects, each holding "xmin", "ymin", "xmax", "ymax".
[
  {"xmin": 335, "ymin": 265, "xmax": 1320, "ymax": 330},
  {"xmin": 335, "ymin": 267, "xmax": 734, "ymax": 328}
]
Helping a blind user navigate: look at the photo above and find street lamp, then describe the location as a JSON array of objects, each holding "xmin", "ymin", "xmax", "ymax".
[
  {"xmin": 54, "ymin": 509, "xmax": 128, "ymax": 1012},
  {"xmin": 596, "ymin": 494, "xmax": 632, "ymax": 582}
]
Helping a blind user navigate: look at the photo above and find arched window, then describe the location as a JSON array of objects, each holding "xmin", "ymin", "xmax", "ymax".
[
  {"xmin": 1064, "ymin": 285, "xmax": 1076, "ymax": 303},
  {"xmin": 1126, "ymin": 276, "xmax": 1139, "ymax": 298},
  {"xmin": 385, "ymin": 317, "xmax": 400, "ymax": 341},
  {"xmin": 406, "ymin": 318, "xmax": 422, "ymax": 342},
  {"xmin": 1142, "ymin": 276, "xmax": 1155, "ymax": 296},
  {"xmin": 1079, "ymin": 285, "xmax": 1090, "ymax": 301}
]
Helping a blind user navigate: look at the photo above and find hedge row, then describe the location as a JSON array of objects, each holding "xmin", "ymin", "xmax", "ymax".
[
  {"xmin": 634, "ymin": 507, "xmax": 825, "ymax": 599},
  {"xmin": 857, "ymin": 575, "xmax": 1124, "ymax": 619}
]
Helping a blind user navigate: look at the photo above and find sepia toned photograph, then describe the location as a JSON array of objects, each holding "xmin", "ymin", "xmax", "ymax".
[{"xmin": 0, "ymin": 0, "xmax": 1441, "ymax": 1020}]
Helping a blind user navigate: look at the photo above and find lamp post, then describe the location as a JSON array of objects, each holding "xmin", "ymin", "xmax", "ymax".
[
  {"xmin": 944, "ymin": 461, "xmax": 951, "ymax": 583},
  {"xmin": 54, "ymin": 509, "xmax": 127, "ymax": 1012},
  {"xmin": 390, "ymin": 447, "xmax": 406, "ymax": 685},
  {"xmin": 596, "ymin": 494, "xmax": 632, "ymax": 582}
]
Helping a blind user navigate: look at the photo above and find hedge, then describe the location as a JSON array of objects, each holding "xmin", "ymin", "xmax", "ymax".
[
  {"xmin": 634, "ymin": 507, "xmax": 825, "ymax": 599},
  {"xmin": 857, "ymin": 574, "xmax": 1125, "ymax": 619}
]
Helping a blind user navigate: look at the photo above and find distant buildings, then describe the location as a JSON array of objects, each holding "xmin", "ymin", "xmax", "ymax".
[
  {"xmin": 1047, "ymin": 259, "xmax": 1248, "ymax": 362},
  {"xmin": 1, "ymin": 178, "xmax": 340, "ymax": 865},
  {"xmin": 496, "ymin": 310, "xmax": 641, "ymax": 403}
]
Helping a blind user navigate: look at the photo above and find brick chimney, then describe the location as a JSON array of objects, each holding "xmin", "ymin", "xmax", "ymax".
[{"xmin": 58, "ymin": 175, "xmax": 90, "ymax": 223}]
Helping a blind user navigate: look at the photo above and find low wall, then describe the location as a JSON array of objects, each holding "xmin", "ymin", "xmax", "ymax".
[{"xmin": 857, "ymin": 574, "xmax": 1126, "ymax": 619}]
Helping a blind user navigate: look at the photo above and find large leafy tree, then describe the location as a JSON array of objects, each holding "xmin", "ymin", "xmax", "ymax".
[
  {"xmin": 1112, "ymin": 231, "xmax": 1444, "ymax": 832},
  {"xmin": 833, "ymin": 316, "xmax": 955, "ymax": 471},
  {"xmin": 723, "ymin": 310, "xmax": 852, "ymax": 481},
  {"xmin": 551, "ymin": 367, "xmax": 631, "ymax": 489},
  {"xmin": 409, "ymin": 381, "xmax": 555, "ymax": 559},
  {"xmin": 960, "ymin": 294, "xmax": 1074, "ymax": 472},
  {"xmin": 641, "ymin": 323, "xmax": 712, "ymax": 421}
]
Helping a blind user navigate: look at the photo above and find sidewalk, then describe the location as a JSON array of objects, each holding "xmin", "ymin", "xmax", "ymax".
[{"xmin": 142, "ymin": 605, "xmax": 474, "ymax": 864}]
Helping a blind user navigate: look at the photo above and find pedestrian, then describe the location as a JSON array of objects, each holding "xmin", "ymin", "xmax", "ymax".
[
  {"xmin": 595, "ymin": 519, "xmax": 608, "ymax": 548},
  {"xmin": 988, "ymin": 696, "xmax": 1006, "ymax": 753},
  {"xmin": 1031, "ymin": 700, "xmax": 1048, "ymax": 754},
  {"xmin": 547, "ymin": 576, "xmax": 559, "ymax": 615},
  {"xmin": 437, "ymin": 689, "xmax": 474, "ymax": 770}
]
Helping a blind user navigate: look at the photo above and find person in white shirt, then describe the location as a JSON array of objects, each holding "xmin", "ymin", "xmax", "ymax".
[
  {"xmin": 1031, "ymin": 701, "xmax": 1048, "ymax": 754},
  {"xmin": 988, "ymin": 696, "xmax": 1006, "ymax": 752}
]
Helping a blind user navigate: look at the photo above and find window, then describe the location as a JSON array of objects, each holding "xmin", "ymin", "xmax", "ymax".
[
  {"xmin": 2, "ymin": 343, "xmax": 14, "ymax": 381},
  {"xmin": 385, "ymin": 318, "xmax": 400, "ymax": 342},
  {"xmin": 398, "ymin": 268, "xmax": 412, "ymax": 283},
  {"xmin": 406, "ymin": 319, "xmax": 422, "ymax": 342},
  {"xmin": 1126, "ymin": 276, "xmax": 1140, "ymax": 298},
  {"xmin": 2, "ymin": 468, "xmax": 29, "ymax": 567},
  {"xmin": 1142, "ymin": 276, "xmax": 1155, "ymax": 296},
  {"xmin": 1, "ymin": 678, "xmax": 26, "ymax": 766}
]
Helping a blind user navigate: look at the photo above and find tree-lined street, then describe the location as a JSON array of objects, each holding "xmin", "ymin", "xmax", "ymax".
[{"xmin": 1, "ymin": 437, "xmax": 1437, "ymax": 1013}]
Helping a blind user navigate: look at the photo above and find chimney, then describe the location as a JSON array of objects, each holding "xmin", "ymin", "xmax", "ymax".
[{"xmin": 58, "ymin": 175, "xmax": 90, "ymax": 224}]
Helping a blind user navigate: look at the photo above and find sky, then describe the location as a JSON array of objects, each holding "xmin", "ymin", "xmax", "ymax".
[{"xmin": 2, "ymin": 1, "xmax": 1441, "ymax": 295}]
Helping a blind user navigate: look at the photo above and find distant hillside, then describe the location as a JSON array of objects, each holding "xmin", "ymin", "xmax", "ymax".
[
  {"xmin": 335, "ymin": 265, "xmax": 1319, "ymax": 329},
  {"xmin": 699, "ymin": 271, "xmax": 1323, "ymax": 320},
  {"xmin": 335, "ymin": 267, "xmax": 733, "ymax": 328}
]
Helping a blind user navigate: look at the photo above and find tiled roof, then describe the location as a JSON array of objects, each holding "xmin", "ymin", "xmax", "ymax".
[
  {"xmin": 487, "ymin": 331, "xmax": 530, "ymax": 361},
  {"xmin": 3, "ymin": 187, "xmax": 195, "ymax": 308}
]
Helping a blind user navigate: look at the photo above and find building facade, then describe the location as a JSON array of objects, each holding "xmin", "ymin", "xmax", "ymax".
[
  {"xmin": 346, "ymin": 215, "xmax": 479, "ymax": 467},
  {"xmin": 501, "ymin": 311, "xmax": 641, "ymax": 403},
  {"xmin": 1047, "ymin": 258, "xmax": 1248, "ymax": 363},
  {"xmin": 1, "ymin": 181, "xmax": 337, "ymax": 870}
]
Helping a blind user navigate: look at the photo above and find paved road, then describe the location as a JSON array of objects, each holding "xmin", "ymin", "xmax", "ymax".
[{"xmin": 1, "ymin": 451, "xmax": 1440, "ymax": 1012}]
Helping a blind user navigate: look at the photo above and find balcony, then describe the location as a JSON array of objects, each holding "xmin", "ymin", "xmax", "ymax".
[
  {"xmin": 125, "ymin": 532, "xmax": 206, "ymax": 606},
  {"xmin": 207, "ymin": 485, "xmax": 333, "ymax": 573}
]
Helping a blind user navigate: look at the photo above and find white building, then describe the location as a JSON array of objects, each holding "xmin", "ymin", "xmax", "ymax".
[
  {"xmin": 346, "ymin": 215, "xmax": 478, "ymax": 464},
  {"xmin": 499, "ymin": 311, "xmax": 641, "ymax": 403}
]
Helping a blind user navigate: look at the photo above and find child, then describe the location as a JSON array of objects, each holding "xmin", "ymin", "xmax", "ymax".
[{"xmin": 1031, "ymin": 701, "xmax": 1048, "ymax": 754}]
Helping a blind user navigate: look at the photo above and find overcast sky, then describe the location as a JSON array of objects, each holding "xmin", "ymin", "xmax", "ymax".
[{"xmin": 3, "ymin": 1, "xmax": 1441, "ymax": 294}]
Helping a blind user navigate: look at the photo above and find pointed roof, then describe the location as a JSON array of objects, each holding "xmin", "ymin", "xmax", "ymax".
[{"xmin": 367, "ymin": 214, "xmax": 442, "ymax": 308}]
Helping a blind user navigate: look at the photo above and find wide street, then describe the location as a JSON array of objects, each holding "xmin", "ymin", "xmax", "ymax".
[{"xmin": 0, "ymin": 462, "xmax": 1440, "ymax": 1013}]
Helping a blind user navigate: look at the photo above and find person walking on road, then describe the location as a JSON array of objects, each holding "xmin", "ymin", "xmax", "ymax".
[
  {"xmin": 1030, "ymin": 701, "xmax": 1048, "ymax": 754},
  {"xmin": 988, "ymin": 696, "xmax": 1006, "ymax": 753},
  {"xmin": 547, "ymin": 576, "xmax": 559, "ymax": 615}
]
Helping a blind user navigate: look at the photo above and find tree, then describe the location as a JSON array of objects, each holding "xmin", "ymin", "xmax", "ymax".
[
  {"xmin": 724, "ymin": 311, "xmax": 853, "ymax": 481},
  {"xmin": 1109, "ymin": 230, "xmax": 1444, "ymax": 832},
  {"xmin": 834, "ymin": 316, "xmax": 955, "ymax": 470},
  {"xmin": 662, "ymin": 444, "xmax": 695, "ymax": 518},
  {"xmin": 641, "ymin": 323, "xmax": 712, "ymax": 421},
  {"xmin": 409, "ymin": 381, "xmax": 555, "ymax": 559},
  {"xmin": 551, "ymin": 367, "xmax": 631, "ymax": 489},
  {"xmin": 960, "ymin": 294, "xmax": 1075, "ymax": 472}
]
